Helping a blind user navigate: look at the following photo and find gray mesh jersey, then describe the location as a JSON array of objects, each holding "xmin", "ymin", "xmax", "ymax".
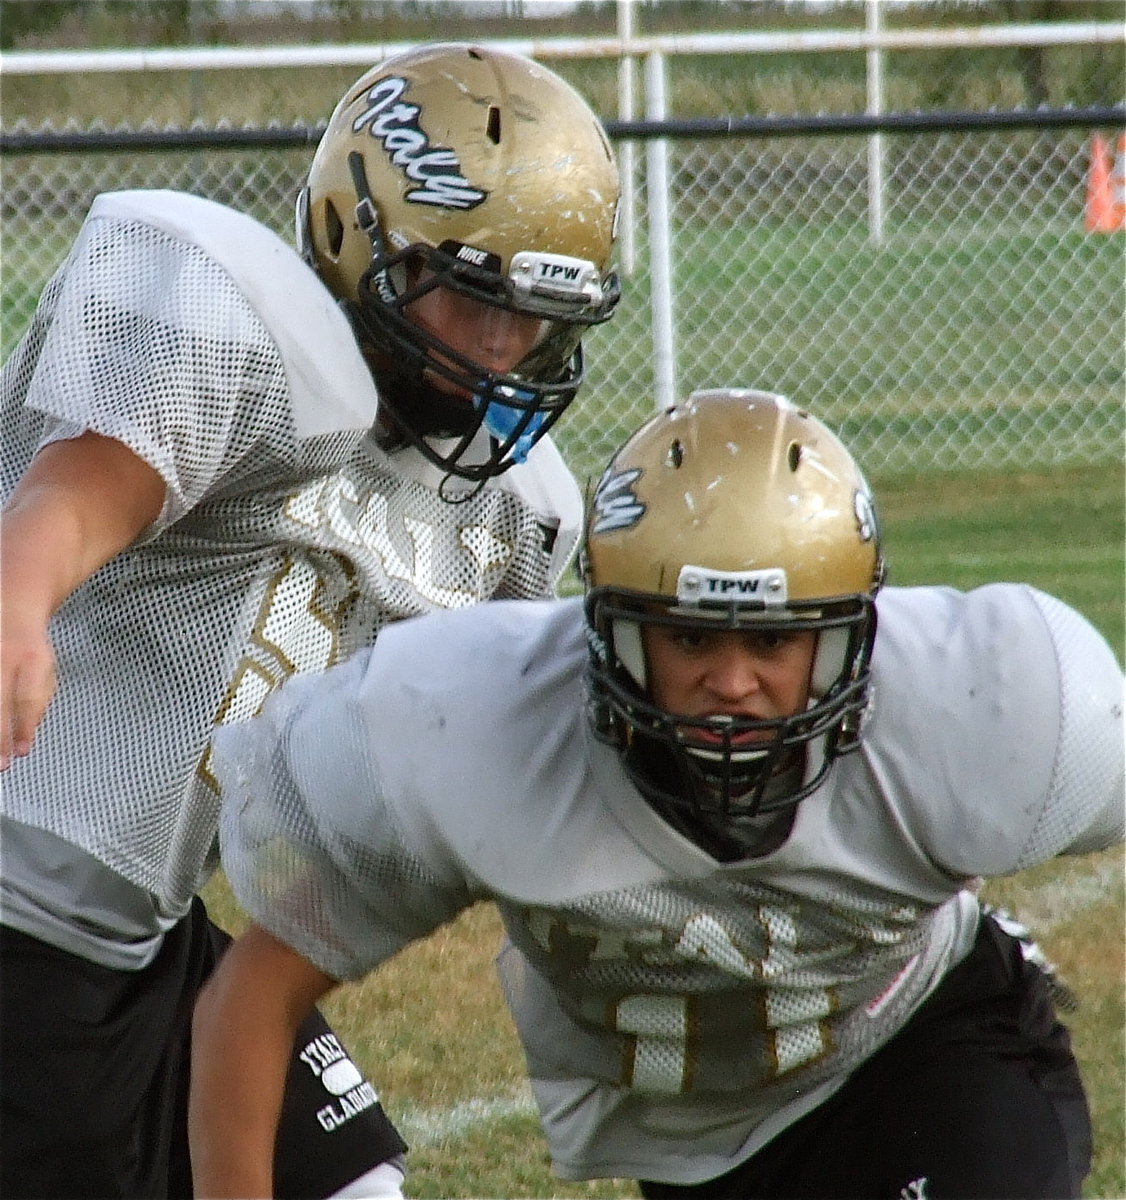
[
  {"xmin": 212, "ymin": 583, "xmax": 1124, "ymax": 1183},
  {"xmin": 1, "ymin": 189, "xmax": 582, "ymax": 942}
]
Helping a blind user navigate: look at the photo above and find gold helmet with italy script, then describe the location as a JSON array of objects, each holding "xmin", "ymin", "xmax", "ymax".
[
  {"xmin": 582, "ymin": 389, "xmax": 884, "ymax": 855},
  {"xmin": 297, "ymin": 42, "xmax": 621, "ymax": 483}
]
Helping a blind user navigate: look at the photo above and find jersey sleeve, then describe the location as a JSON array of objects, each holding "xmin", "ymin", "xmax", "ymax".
[
  {"xmin": 16, "ymin": 191, "xmax": 377, "ymax": 533},
  {"xmin": 212, "ymin": 651, "xmax": 476, "ymax": 982},
  {"xmin": 867, "ymin": 584, "xmax": 1123, "ymax": 881},
  {"xmin": 1013, "ymin": 587, "xmax": 1125, "ymax": 867}
]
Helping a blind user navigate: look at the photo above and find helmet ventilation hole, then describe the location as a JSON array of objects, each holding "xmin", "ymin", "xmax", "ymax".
[
  {"xmin": 667, "ymin": 439, "xmax": 684, "ymax": 468},
  {"xmin": 486, "ymin": 105, "xmax": 502, "ymax": 144},
  {"xmin": 787, "ymin": 441, "xmax": 803, "ymax": 471}
]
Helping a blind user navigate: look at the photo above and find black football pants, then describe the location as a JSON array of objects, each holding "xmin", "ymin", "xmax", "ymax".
[{"xmin": 0, "ymin": 897, "xmax": 407, "ymax": 1199}]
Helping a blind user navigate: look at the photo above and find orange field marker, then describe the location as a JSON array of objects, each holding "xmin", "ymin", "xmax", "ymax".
[{"xmin": 1085, "ymin": 132, "xmax": 1126, "ymax": 233}]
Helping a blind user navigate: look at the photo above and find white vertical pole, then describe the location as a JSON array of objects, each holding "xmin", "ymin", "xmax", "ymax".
[
  {"xmin": 616, "ymin": 0, "xmax": 636, "ymax": 275},
  {"xmin": 645, "ymin": 49, "xmax": 677, "ymax": 411},
  {"xmin": 867, "ymin": 0, "xmax": 886, "ymax": 247}
]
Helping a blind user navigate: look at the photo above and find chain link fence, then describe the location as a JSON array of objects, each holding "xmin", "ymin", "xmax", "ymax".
[{"xmin": 3, "ymin": 118, "xmax": 1123, "ymax": 487}]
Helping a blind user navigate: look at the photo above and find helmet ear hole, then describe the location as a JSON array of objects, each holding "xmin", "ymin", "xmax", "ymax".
[
  {"xmin": 324, "ymin": 200, "xmax": 345, "ymax": 258},
  {"xmin": 810, "ymin": 627, "xmax": 849, "ymax": 698},
  {"xmin": 486, "ymin": 105, "xmax": 502, "ymax": 144},
  {"xmin": 612, "ymin": 619, "xmax": 647, "ymax": 688}
]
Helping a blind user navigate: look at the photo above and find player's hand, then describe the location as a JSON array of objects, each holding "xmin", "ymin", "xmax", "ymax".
[
  {"xmin": 0, "ymin": 431, "xmax": 166, "ymax": 770},
  {"xmin": 0, "ymin": 613, "xmax": 57, "ymax": 769}
]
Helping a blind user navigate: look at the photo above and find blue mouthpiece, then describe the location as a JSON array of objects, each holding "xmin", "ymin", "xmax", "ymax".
[{"xmin": 475, "ymin": 386, "xmax": 544, "ymax": 464}]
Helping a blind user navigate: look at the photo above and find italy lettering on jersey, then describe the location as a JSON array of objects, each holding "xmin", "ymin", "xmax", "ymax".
[
  {"xmin": 197, "ymin": 462, "xmax": 545, "ymax": 791},
  {"xmin": 512, "ymin": 885, "xmax": 926, "ymax": 1093}
]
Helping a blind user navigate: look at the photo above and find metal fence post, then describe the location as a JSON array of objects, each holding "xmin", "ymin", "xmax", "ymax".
[
  {"xmin": 616, "ymin": 0, "xmax": 636, "ymax": 277},
  {"xmin": 645, "ymin": 49, "xmax": 676, "ymax": 411},
  {"xmin": 867, "ymin": 0, "xmax": 886, "ymax": 248}
]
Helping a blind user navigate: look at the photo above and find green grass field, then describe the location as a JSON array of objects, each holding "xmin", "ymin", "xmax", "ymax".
[{"xmin": 205, "ymin": 459, "xmax": 1124, "ymax": 1199}]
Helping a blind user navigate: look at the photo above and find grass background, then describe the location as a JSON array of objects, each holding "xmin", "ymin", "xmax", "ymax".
[{"xmin": 204, "ymin": 458, "xmax": 1124, "ymax": 1199}]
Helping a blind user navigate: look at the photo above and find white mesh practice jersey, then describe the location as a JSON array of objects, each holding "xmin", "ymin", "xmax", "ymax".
[
  {"xmin": 1, "ymin": 190, "xmax": 582, "ymax": 946},
  {"xmin": 212, "ymin": 584, "xmax": 1124, "ymax": 1183}
]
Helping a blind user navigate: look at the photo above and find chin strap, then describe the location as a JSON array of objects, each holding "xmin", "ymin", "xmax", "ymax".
[{"xmin": 348, "ymin": 151, "xmax": 397, "ymax": 305}]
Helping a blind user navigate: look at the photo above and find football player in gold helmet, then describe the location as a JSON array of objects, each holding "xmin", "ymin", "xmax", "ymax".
[
  {"xmin": 0, "ymin": 42, "xmax": 619, "ymax": 1200},
  {"xmin": 194, "ymin": 389, "xmax": 1121, "ymax": 1199},
  {"xmin": 298, "ymin": 42, "xmax": 620, "ymax": 485}
]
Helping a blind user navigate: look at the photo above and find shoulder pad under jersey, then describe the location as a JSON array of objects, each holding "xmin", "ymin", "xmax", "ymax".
[{"xmin": 88, "ymin": 190, "xmax": 377, "ymax": 440}]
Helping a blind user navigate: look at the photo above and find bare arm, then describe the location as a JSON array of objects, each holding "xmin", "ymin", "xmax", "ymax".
[
  {"xmin": 190, "ymin": 922, "xmax": 339, "ymax": 1198},
  {"xmin": 0, "ymin": 431, "xmax": 165, "ymax": 768}
]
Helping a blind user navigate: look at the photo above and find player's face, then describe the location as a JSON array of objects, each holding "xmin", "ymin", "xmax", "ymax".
[
  {"xmin": 643, "ymin": 624, "xmax": 817, "ymax": 744},
  {"xmin": 404, "ymin": 277, "xmax": 546, "ymax": 391}
]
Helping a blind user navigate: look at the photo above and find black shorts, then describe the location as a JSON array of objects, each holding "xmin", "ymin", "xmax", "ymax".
[
  {"xmin": 0, "ymin": 897, "xmax": 407, "ymax": 1199},
  {"xmin": 639, "ymin": 913, "xmax": 1092, "ymax": 1200}
]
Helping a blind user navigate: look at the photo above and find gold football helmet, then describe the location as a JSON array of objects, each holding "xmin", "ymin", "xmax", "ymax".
[
  {"xmin": 583, "ymin": 389, "xmax": 884, "ymax": 856},
  {"xmin": 297, "ymin": 42, "xmax": 621, "ymax": 484}
]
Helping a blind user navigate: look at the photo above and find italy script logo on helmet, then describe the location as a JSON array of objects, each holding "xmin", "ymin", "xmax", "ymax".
[
  {"xmin": 591, "ymin": 468, "xmax": 646, "ymax": 534},
  {"xmin": 351, "ymin": 76, "xmax": 487, "ymax": 210}
]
